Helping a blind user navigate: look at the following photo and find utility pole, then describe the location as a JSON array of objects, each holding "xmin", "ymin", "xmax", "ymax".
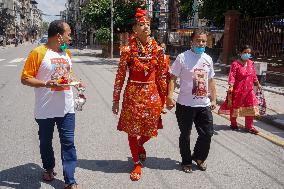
[
  {"xmin": 192, "ymin": 0, "xmax": 199, "ymax": 27},
  {"xmin": 110, "ymin": 0, "xmax": 113, "ymax": 59}
]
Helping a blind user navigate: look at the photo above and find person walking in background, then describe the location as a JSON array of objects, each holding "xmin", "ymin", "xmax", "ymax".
[
  {"xmin": 21, "ymin": 20, "xmax": 80, "ymax": 189},
  {"xmin": 112, "ymin": 8, "xmax": 168, "ymax": 181},
  {"xmin": 166, "ymin": 29, "xmax": 217, "ymax": 173},
  {"xmin": 218, "ymin": 45, "xmax": 261, "ymax": 134}
]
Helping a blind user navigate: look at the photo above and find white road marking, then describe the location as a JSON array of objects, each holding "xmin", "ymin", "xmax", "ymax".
[
  {"xmin": 0, "ymin": 59, "xmax": 5, "ymax": 62},
  {"xmin": 72, "ymin": 57, "xmax": 81, "ymax": 62},
  {"xmin": 3, "ymin": 65, "xmax": 17, "ymax": 67},
  {"xmin": 9, "ymin": 58, "xmax": 25, "ymax": 63}
]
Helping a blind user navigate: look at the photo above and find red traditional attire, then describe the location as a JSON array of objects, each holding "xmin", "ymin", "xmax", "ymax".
[
  {"xmin": 218, "ymin": 59, "xmax": 259, "ymax": 128},
  {"xmin": 113, "ymin": 8, "xmax": 169, "ymax": 181},
  {"xmin": 113, "ymin": 37, "xmax": 168, "ymax": 137}
]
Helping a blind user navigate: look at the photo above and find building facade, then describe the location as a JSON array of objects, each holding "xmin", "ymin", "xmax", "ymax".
[
  {"xmin": 65, "ymin": 0, "xmax": 91, "ymax": 47},
  {"xmin": 0, "ymin": 0, "xmax": 42, "ymax": 45}
]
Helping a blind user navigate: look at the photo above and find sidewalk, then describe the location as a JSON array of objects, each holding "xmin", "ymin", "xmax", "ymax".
[
  {"xmin": 71, "ymin": 48, "xmax": 284, "ymax": 130},
  {"xmin": 214, "ymin": 67, "xmax": 284, "ymax": 130},
  {"xmin": 0, "ymin": 42, "xmax": 33, "ymax": 50}
]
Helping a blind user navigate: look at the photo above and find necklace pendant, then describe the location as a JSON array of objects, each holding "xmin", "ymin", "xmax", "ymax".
[{"xmin": 144, "ymin": 70, "xmax": 148, "ymax": 76}]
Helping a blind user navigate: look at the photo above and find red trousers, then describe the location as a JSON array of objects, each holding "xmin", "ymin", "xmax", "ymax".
[
  {"xmin": 230, "ymin": 116, "xmax": 254, "ymax": 129},
  {"xmin": 128, "ymin": 135, "xmax": 150, "ymax": 163}
]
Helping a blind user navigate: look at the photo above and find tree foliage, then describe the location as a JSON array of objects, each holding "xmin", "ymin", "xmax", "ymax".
[
  {"xmin": 95, "ymin": 27, "xmax": 111, "ymax": 44},
  {"xmin": 81, "ymin": 0, "xmax": 110, "ymax": 29},
  {"xmin": 81, "ymin": 0, "xmax": 146, "ymax": 33},
  {"xmin": 0, "ymin": 8, "xmax": 14, "ymax": 35},
  {"xmin": 179, "ymin": 0, "xmax": 194, "ymax": 22},
  {"xmin": 41, "ymin": 22, "xmax": 49, "ymax": 35},
  {"xmin": 200, "ymin": 0, "xmax": 284, "ymax": 27}
]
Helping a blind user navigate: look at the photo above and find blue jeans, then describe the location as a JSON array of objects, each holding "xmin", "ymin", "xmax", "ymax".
[{"xmin": 35, "ymin": 113, "xmax": 77, "ymax": 185}]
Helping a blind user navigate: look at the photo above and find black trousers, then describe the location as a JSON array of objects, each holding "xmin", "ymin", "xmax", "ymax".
[{"xmin": 175, "ymin": 103, "xmax": 214, "ymax": 165}]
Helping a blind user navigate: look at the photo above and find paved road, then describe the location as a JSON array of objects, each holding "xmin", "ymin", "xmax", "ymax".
[{"xmin": 0, "ymin": 45, "xmax": 284, "ymax": 189}]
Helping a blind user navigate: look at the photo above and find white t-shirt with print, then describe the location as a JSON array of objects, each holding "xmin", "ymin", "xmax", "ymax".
[
  {"xmin": 34, "ymin": 49, "xmax": 74, "ymax": 119},
  {"xmin": 171, "ymin": 50, "xmax": 215, "ymax": 107}
]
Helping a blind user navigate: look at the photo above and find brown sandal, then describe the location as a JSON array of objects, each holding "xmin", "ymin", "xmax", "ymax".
[
  {"xmin": 193, "ymin": 159, "xmax": 207, "ymax": 171},
  {"xmin": 42, "ymin": 169, "xmax": 57, "ymax": 182},
  {"xmin": 64, "ymin": 183, "xmax": 80, "ymax": 189},
  {"xmin": 181, "ymin": 165, "xmax": 193, "ymax": 173},
  {"xmin": 130, "ymin": 162, "xmax": 142, "ymax": 181}
]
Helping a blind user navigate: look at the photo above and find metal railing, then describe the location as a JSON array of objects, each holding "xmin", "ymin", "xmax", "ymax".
[{"xmin": 237, "ymin": 15, "xmax": 284, "ymax": 62}]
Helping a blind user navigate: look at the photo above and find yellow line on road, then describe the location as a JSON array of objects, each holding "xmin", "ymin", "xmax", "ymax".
[{"xmin": 212, "ymin": 110, "xmax": 284, "ymax": 148}]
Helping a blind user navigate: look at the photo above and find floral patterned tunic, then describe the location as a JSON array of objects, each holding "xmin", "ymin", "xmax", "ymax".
[
  {"xmin": 219, "ymin": 59, "xmax": 259, "ymax": 117},
  {"xmin": 113, "ymin": 38, "xmax": 168, "ymax": 137}
]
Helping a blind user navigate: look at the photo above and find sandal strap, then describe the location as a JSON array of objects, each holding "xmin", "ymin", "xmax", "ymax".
[
  {"xmin": 182, "ymin": 165, "xmax": 192, "ymax": 173},
  {"xmin": 134, "ymin": 161, "xmax": 142, "ymax": 165},
  {"xmin": 64, "ymin": 183, "xmax": 79, "ymax": 189},
  {"xmin": 42, "ymin": 170, "xmax": 56, "ymax": 181}
]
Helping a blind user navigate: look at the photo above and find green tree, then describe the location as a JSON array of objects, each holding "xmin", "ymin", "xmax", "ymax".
[
  {"xmin": 200, "ymin": 0, "xmax": 284, "ymax": 27},
  {"xmin": 0, "ymin": 8, "xmax": 13, "ymax": 35},
  {"xmin": 81, "ymin": 0, "xmax": 146, "ymax": 33},
  {"xmin": 114, "ymin": 0, "xmax": 146, "ymax": 33},
  {"xmin": 81, "ymin": 0, "xmax": 110, "ymax": 29},
  {"xmin": 95, "ymin": 27, "xmax": 111, "ymax": 44},
  {"xmin": 41, "ymin": 22, "xmax": 49, "ymax": 35},
  {"xmin": 179, "ymin": 0, "xmax": 194, "ymax": 22}
]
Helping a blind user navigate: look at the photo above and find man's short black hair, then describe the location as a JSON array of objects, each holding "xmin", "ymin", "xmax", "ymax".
[
  {"xmin": 191, "ymin": 28, "xmax": 208, "ymax": 40},
  {"xmin": 48, "ymin": 20, "xmax": 66, "ymax": 38}
]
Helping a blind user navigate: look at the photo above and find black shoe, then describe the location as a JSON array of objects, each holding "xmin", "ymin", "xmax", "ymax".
[{"xmin": 181, "ymin": 164, "xmax": 193, "ymax": 173}]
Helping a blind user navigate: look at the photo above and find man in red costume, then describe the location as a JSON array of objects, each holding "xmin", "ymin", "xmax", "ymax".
[{"xmin": 112, "ymin": 8, "xmax": 168, "ymax": 181}]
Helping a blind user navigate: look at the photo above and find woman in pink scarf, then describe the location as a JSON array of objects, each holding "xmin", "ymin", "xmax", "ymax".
[{"xmin": 219, "ymin": 45, "xmax": 261, "ymax": 134}]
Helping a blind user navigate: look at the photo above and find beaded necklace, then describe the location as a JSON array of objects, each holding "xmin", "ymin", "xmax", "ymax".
[{"xmin": 130, "ymin": 36, "xmax": 158, "ymax": 74}]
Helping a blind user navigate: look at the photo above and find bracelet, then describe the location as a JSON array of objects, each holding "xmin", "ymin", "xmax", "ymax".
[{"xmin": 44, "ymin": 81, "xmax": 48, "ymax": 87}]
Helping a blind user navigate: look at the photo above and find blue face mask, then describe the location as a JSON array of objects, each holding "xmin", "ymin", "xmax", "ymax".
[
  {"xmin": 193, "ymin": 46, "xmax": 205, "ymax": 54},
  {"xmin": 241, "ymin": 53, "xmax": 251, "ymax": 60},
  {"xmin": 59, "ymin": 43, "xmax": 68, "ymax": 51}
]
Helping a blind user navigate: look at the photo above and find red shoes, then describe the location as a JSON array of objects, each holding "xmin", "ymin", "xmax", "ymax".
[
  {"xmin": 247, "ymin": 127, "xmax": 259, "ymax": 134},
  {"xmin": 130, "ymin": 162, "xmax": 142, "ymax": 181}
]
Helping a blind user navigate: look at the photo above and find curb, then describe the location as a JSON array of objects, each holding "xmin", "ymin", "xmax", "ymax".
[{"xmin": 211, "ymin": 110, "xmax": 284, "ymax": 148}]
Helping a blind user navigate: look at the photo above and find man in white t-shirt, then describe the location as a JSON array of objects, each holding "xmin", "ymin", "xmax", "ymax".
[
  {"xmin": 166, "ymin": 29, "xmax": 217, "ymax": 173},
  {"xmin": 21, "ymin": 20, "xmax": 80, "ymax": 189}
]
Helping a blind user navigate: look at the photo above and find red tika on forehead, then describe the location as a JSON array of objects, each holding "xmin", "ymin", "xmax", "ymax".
[{"xmin": 135, "ymin": 8, "xmax": 150, "ymax": 23}]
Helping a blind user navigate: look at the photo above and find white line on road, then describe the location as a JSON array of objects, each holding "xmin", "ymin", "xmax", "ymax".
[
  {"xmin": 9, "ymin": 58, "xmax": 25, "ymax": 63},
  {"xmin": 0, "ymin": 59, "xmax": 5, "ymax": 62},
  {"xmin": 3, "ymin": 64, "xmax": 17, "ymax": 67},
  {"xmin": 72, "ymin": 57, "xmax": 81, "ymax": 62}
]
